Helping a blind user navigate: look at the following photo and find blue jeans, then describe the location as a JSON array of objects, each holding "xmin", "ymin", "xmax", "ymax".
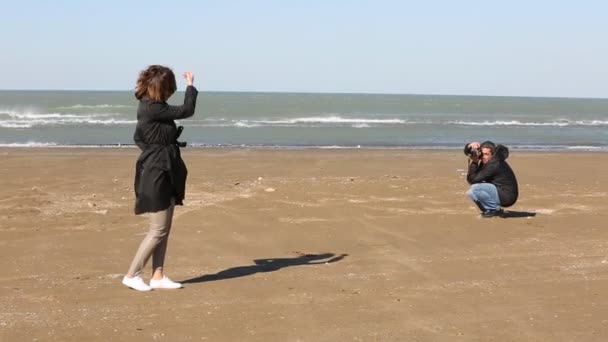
[{"xmin": 466, "ymin": 183, "xmax": 501, "ymax": 211}]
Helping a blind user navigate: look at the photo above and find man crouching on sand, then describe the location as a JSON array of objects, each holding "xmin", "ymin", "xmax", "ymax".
[{"xmin": 464, "ymin": 141, "xmax": 518, "ymax": 218}]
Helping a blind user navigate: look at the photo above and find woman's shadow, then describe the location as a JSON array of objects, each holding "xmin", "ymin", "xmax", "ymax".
[{"xmin": 180, "ymin": 252, "xmax": 348, "ymax": 284}]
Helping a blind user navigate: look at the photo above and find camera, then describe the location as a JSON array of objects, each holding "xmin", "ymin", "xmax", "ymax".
[{"xmin": 464, "ymin": 146, "xmax": 482, "ymax": 157}]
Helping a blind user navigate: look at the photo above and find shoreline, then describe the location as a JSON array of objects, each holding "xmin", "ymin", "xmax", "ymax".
[{"xmin": 1, "ymin": 144, "xmax": 608, "ymax": 152}]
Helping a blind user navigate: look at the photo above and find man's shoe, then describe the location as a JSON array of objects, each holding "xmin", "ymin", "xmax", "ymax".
[
  {"xmin": 150, "ymin": 276, "xmax": 183, "ymax": 289},
  {"xmin": 122, "ymin": 275, "xmax": 152, "ymax": 291},
  {"xmin": 481, "ymin": 209, "xmax": 504, "ymax": 218}
]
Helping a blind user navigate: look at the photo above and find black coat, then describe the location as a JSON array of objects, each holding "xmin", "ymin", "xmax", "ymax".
[
  {"xmin": 466, "ymin": 144, "xmax": 519, "ymax": 207},
  {"xmin": 133, "ymin": 86, "xmax": 198, "ymax": 214}
]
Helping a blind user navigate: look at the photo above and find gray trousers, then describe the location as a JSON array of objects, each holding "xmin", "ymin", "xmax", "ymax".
[{"xmin": 126, "ymin": 199, "xmax": 175, "ymax": 277}]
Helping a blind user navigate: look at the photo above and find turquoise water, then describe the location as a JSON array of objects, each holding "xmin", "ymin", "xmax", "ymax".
[{"xmin": 1, "ymin": 90, "xmax": 607, "ymax": 150}]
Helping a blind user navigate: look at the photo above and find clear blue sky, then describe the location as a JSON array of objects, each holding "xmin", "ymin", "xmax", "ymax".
[{"xmin": 2, "ymin": 0, "xmax": 607, "ymax": 97}]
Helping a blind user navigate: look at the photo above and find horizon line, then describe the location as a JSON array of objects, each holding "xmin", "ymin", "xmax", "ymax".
[{"xmin": 0, "ymin": 88, "xmax": 606, "ymax": 100}]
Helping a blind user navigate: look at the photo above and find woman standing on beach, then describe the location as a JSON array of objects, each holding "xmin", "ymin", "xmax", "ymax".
[{"xmin": 122, "ymin": 65, "xmax": 198, "ymax": 291}]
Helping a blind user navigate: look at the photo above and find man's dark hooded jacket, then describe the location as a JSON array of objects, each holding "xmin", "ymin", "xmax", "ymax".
[
  {"xmin": 133, "ymin": 86, "xmax": 198, "ymax": 214},
  {"xmin": 465, "ymin": 144, "xmax": 518, "ymax": 207}
]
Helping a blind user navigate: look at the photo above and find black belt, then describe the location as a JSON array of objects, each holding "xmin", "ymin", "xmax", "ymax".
[{"xmin": 175, "ymin": 126, "xmax": 187, "ymax": 147}]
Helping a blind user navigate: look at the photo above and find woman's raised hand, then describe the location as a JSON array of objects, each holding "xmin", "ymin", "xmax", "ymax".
[{"xmin": 183, "ymin": 72, "xmax": 194, "ymax": 86}]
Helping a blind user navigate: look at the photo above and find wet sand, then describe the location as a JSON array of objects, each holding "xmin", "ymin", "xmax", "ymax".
[{"xmin": 1, "ymin": 148, "xmax": 607, "ymax": 341}]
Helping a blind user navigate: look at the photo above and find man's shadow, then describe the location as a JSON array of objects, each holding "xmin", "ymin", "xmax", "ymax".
[
  {"xmin": 180, "ymin": 253, "xmax": 348, "ymax": 284},
  {"xmin": 501, "ymin": 210, "xmax": 536, "ymax": 218}
]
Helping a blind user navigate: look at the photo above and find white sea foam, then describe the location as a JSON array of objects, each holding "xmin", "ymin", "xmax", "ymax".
[
  {"xmin": 0, "ymin": 108, "xmax": 132, "ymax": 127},
  {"xmin": 192, "ymin": 116, "xmax": 608, "ymax": 128},
  {"xmin": 184, "ymin": 116, "xmax": 418, "ymax": 128},
  {"xmin": 195, "ymin": 116, "xmax": 417, "ymax": 127},
  {"xmin": 448, "ymin": 120, "xmax": 608, "ymax": 126},
  {"xmin": 0, "ymin": 142, "xmax": 137, "ymax": 148},
  {"xmin": 0, "ymin": 122, "xmax": 33, "ymax": 128},
  {"xmin": 0, "ymin": 142, "xmax": 58, "ymax": 147},
  {"xmin": 565, "ymin": 145, "xmax": 606, "ymax": 151},
  {"xmin": 318, "ymin": 145, "xmax": 356, "ymax": 149},
  {"xmin": 56, "ymin": 104, "xmax": 132, "ymax": 109},
  {"xmin": 6, "ymin": 112, "xmax": 102, "ymax": 119},
  {"xmin": 0, "ymin": 118, "xmax": 136, "ymax": 127},
  {"xmin": 264, "ymin": 116, "xmax": 407, "ymax": 124},
  {"xmin": 234, "ymin": 121, "xmax": 261, "ymax": 128}
]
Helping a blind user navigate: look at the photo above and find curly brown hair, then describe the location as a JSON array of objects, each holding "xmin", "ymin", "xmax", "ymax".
[{"xmin": 134, "ymin": 65, "xmax": 177, "ymax": 102}]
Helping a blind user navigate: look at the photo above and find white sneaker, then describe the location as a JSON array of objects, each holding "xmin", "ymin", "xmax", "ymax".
[
  {"xmin": 149, "ymin": 276, "xmax": 183, "ymax": 289},
  {"xmin": 122, "ymin": 275, "xmax": 152, "ymax": 291}
]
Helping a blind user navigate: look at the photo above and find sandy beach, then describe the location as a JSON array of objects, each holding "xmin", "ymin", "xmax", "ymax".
[{"xmin": 1, "ymin": 148, "xmax": 607, "ymax": 341}]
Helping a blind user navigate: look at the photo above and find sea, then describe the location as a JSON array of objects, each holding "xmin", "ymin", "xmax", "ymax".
[{"xmin": 1, "ymin": 90, "xmax": 607, "ymax": 150}]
